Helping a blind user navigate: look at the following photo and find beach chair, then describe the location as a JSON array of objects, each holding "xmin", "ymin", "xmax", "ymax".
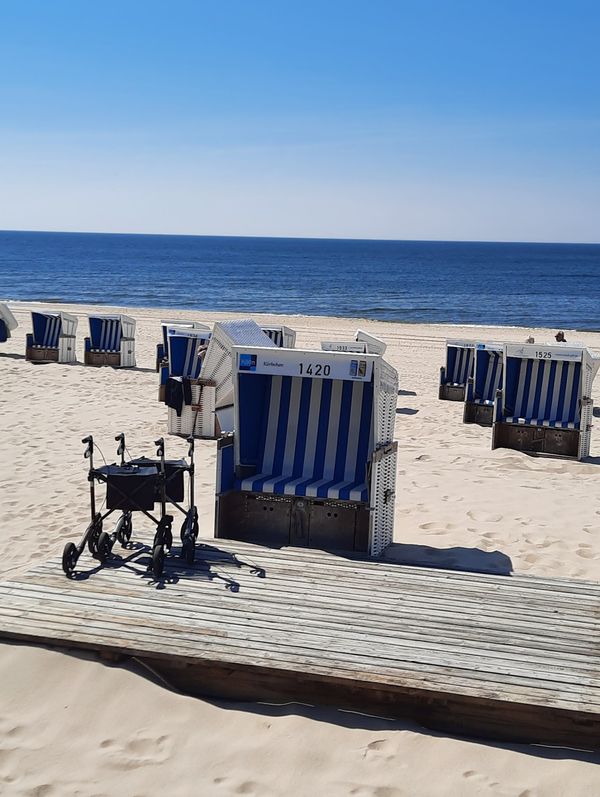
[
  {"xmin": 159, "ymin": 325, "xmax": 212, "ymax": 402},
  {"xmin": 156, "ymin": 320, "xmax": 211, "ymax": 372},
  {"xmin": 0, "ymin": 303, "xmax": 17, "ymax": 344},
  {"xmin": 84, "ymin": 314, "xmax": 136, "ymax": 367},
  {"xmin": 215, "ymin": 345, "xmax": 398, "ymax": 556},
  {"xmin": 25, "ymin": 311, "xmax": 78, "ymax": 363},
  {"xmin": 492, "ymin": 342, "xmax": 600, "ymax": 460},
  {"xmin": 439, "ymin": 339, "xmax": 475, "ymax": 401},
  {"xmin": 168, "ymin": 319, "xmax": 277, "ymax": 440},
  {"xmin": 321, "ymin": 329, "xmax": 387, "ymax": 355},
  {"xmin": 463, "ymin": 342, "xmax": 504, "ymax": 426},
  {"xmin": 260, "ymin": 325, "xmax": 296, "ymax": 348}
]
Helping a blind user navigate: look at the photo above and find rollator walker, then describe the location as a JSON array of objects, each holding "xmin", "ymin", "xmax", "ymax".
[{"xmin": 62, "ymin": 433, "xmax": 198, "ymax": 580}]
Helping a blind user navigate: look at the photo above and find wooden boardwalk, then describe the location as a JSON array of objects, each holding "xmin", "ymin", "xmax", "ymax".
[{"xmin": 0, "ymin": 539, "xmax": 599, "ymax": 750}]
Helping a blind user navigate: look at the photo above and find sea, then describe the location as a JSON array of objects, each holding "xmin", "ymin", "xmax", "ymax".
[{"xmin": 1, "ymin": 230, "xmax": 599, "ymax": 329}]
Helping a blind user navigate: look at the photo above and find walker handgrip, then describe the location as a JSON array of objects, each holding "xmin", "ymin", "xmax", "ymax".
[
  {"xmin": 82, "ymin": 435, "xmax": 94, "ymax": 458},
  {"xmin": 154, "ymin": 437, "xmax": 165, "ymax": 457}
]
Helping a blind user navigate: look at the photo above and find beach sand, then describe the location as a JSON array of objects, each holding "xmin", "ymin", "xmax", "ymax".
[{"xmin": 0, "ymin": 301, "xmax": 599, "ymax": 796}]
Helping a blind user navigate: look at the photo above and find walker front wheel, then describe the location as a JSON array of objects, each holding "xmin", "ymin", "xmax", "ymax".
[
  {"xmin": 152, "ymin": 545, "xmax": 165, "ymax": 579},
  {"xmin": 62, "ymin": 542, "xmax": 78, "ymax": 577},
  {"xmin": 96, "ymin": 531, "xmax": 112, "ymax": 564}
]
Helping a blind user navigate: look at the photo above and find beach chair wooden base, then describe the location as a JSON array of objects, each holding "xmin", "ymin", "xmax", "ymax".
[
  {"xmin": 25, "ymin": 346, "xmax": 59, "ymax": 363},
  {"xmin": 216, "ymin": 491, "xmax": 370, "ymax": 553},
  {"xmin": 438, "ymin": 383, "xmax": 466, "ymax": 401},
  {"xmin": 463, "ymin": 401, "xmax": 494, "ymax": 426},
  {"xmin": 492, "ymin": 422, "xmax": 580, "ymax": 459},
  {"xmin": 85, "ymin": 350, "xmax": 121, "ymax": 367}
]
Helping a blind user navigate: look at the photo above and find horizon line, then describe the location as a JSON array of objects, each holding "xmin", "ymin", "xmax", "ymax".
[{"xmin": 1, "ymin": 227, "xmax": 599, "ymax": 247}]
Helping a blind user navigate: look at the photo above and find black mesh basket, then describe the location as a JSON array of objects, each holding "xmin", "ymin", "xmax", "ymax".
[
  {"xmin": 129, "ymin": 457, "xmax": 187, "ymax": 503},
  {"xmin": 96, "ymin": 463, "xmax": 159, "ymax": 511}
]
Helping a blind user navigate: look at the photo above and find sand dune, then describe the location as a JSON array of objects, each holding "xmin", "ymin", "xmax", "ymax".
[{"xmin": 1, "ymin": 301, "xmax": 599, "ymax": 795}]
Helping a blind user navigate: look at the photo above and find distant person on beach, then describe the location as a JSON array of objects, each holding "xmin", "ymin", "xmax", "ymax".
[
  {"xmin": 526, "ymin": 336, "xmax": 535, "ymax": 343},
  {"xmin": 555, "ymin": 331, "xmax": 567, "ymax": 342}
]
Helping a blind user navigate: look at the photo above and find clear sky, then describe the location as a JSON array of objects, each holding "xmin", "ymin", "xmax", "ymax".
[{"xmin": 1, "ymin": 1, "xmax": 599, "ymax": 242}]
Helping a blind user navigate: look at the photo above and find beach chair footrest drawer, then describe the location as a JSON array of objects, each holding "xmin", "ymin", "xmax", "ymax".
[
  {"xmin": 26, "ymin": 346, "xmax": 59, "ymax": 362},
  {"xmin": 463, "ymin": 401, "xmax": 494, "ymax": 426},
  {"xmin": 493, "ymin": 422, "xmax": 580, "ymax": 458},
  {"xmin": 85, "ymin": 350, "xmax": 121, "ymax": 367},
  {"xmin": 216, "ymin": 491, "xmax": 369, "ymax": 553},
  {"xmin": 439, "ymin": 383, "xmax": 466, "ymax": 401}
]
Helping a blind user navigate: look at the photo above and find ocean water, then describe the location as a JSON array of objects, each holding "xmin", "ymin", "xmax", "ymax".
[{"xmin": 1, "ymin": 230, "xmax": 599, "ymax": 329}]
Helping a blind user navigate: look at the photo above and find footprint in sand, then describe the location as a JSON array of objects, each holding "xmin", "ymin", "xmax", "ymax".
[
  {"xmin": 467, "ymin": 510, "xmax": 503, "ymax": 523},
  {"xmin": 576, "ymin": 545, "xmax": 596, "ymax": 560},
  {"xmin": 419, "ymin": 522, "xmax": 456, "ymax": 532}
]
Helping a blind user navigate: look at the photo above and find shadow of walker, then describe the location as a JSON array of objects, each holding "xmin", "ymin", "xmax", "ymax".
[{"xmin": 383, "ymin": 542, "xmax": 513, "ymax": 576}]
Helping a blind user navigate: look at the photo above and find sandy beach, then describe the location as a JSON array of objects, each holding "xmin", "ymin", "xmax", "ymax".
[{"xmin": 1, "ymin": 301, "xmax": 599, "ymax": 796}]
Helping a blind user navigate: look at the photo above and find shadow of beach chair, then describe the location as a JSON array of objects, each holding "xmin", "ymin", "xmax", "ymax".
[
  {"xmin": 168, "ymin": 319, "xmax": 277, "ymax": 440},
  {"xmin": 159, "ymin": 325, "xmax": 212, "ymax": 402},
  {"xmin": 463, "ymin": 342, "xmax": 504, "ymax": 426},
  {"xmin": 439, "ymin": 339, "xmax": 475, "ymax": 401},
  {"xmin": 215, "ymin": 345, "xmax": 398, "ymax": 556},
  {"xmin": 0, "ymin": 303, "xmax": 17, "ymax": 344},
  {"xmin": 492, "ymin": 342, "xmax": 600, "ymax": 460},
  {"xmin": 260, "ymin": 325, "xmax": 296, "ymax": 348},
  {"xmin": 84, "ymin": 314, "xmax": 136, "ymax": 367},
  {"xmin": 156, "ymin": 320, "xmax": 211, "ymax": 372},
  {"xmin": 25, "ymin": 310, "xmax": 78, "ymax": 363}
]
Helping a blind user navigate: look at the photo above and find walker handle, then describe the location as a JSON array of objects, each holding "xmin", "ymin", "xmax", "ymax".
[
  {"xmin": 187, "ymin": 436, "xmax": 195, "ymax": 457},
  {"xmin": 154, "ymin": 437, "xmax": 165, "ymax": 458},
  {"xmin": 82, "ymin": 435, "xmax": 93, "ymax": 459}
]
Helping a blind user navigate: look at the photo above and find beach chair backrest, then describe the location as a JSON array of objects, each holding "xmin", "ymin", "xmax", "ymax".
[
  {"xmin": 356, "ymin": 329, "xmax": 387, "ymax": 355},
  {"xmin": 167, "ymin": 327, "xmax": 211, "ymax": 379},
  {"xmin": 0, "ymin": 303, "xmax": 17, "ymax": 342},
  {"xmin": 321, "ymin": 340, "xmax": 368, "ymax": 353},
  {"xmin": 160, "ymin": 320, "xmax": 211, "ymax": 351},
  {"xmin": 474, "ymin": 345, "xmax": 503, "ymax": 402},
  {"xmin": 89, "ymin": 316, "xmax": 122, "ymax": 351},
  {"xmin": 503, "ymin": 344, "xmax": 584, "ymax": 428},
  {"xmin": 261, "ymin": 326, "xmax": 296, "ymax": 348},
  {"xmin": 445, "ymin": 340, "xmax": 475, "ymax": 385},
  {"xmin": 234, "ymin": 348, "xmax": 377, "ymax": 501},
  {"xmin": 32, "ymin": 312, "xmax": 62, "ymax": 348}
]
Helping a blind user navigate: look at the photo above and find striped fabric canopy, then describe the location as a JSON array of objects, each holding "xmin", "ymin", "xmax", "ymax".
[
  {"xmin": 261, "ymin": 328, "xmax": 284, "ymax": 347},
  {"xmin": 504, "ymin": 358, "xmax": 581, "ymax": 428},
  {"xmin": 168, "ymin": 333, "xmax": 210, "ymax": 379},
  {"xmin": 473, "ymin": 350, "xmax": 503, "ymax": 406},
  {"xmin": 89, "ymin": 317, "xmax": 122, "ymax": 351},
  {"xmin": 237, "ymin": 374, "xmax": 374, "ymax": 502},
  {"xmin": 31, "ymin": 312, "xmax": 62, "ymax": 348},
  {"xmin": 445, "ymin": 346, "xmax": 474, "ymax": 386}
]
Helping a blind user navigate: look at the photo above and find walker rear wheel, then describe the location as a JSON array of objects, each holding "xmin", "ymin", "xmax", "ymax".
[
  {"xmin": 62, "ymin": 542, "xmax": 78, "ymax": 577},
  {"xmin": 152, "ymin": 545, "xmax": 165, "ymax": 579},
  {"xmin": 87, "ymin": 525, "xmax": 101, "ymax": 555},
  {"xmin": 96, "ymin": 531, "xmax": 112, "ymax": 564},
  {"xmin": 181, "ymin": 536, "xmax": 195, "ymax": 566},
  {"xmin": 116, "ymin": 514, "xmax": 132, "ymax": 547}
]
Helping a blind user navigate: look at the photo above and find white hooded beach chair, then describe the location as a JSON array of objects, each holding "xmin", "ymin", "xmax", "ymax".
[
  {"xmin": 439, "ymin": 339, "xmax": 475, "ymax": 401},
  {"xmin": 215, "ymin": 345, "xmax": 398, "ymax": 556},
  {"xmin": 159, "ymin": 325, "xmax": 212, "ymax": 402},
  {"xmin": 492, "ymin": 342, "xmax": 600, "ymax": 460},
  {"xmin": 463, "ymin": 342, "xmax": 504, "ymax": 426},
  {"xmin": 156, "ymin": 320, "xmax": 211, "ymax": 372},
  {"xmin": 0, "ymin": 303, "xmax": 17, "ymax": 344},
  {"xmin": 168, "ymin": 319, "xmax": 276, "ymax": 440},
  {"xmin": 260, "ymin": 325, "xmax": 296, "ymax": 348},
  {"xmin": 321, "ymin": 329, "xmax": 387, "ymax": 355},
  {"xmin": 84, "ymin": 314, "xmax": 136, "ymax": 367},
  {"xmin": 25, "ymin": 311, "xmax": 77, "ymax": 363}
]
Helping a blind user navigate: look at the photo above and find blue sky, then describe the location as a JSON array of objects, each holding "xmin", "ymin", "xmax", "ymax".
[{"xmin": 1, "ymin": 1, "xmax": 599, "ymax": 241}]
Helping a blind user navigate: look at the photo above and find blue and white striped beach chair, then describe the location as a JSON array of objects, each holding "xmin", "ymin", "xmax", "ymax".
[
  {"xmin": 463, "ymin": 342, "xmax": 504, "ymax": 426},
  {"xmin": 156, "ymin": 320, "xmax": 211, "ymax": 372},
  {"xmin": 168, "ymin": 319, "xmax": 277, "ymax": 440},
  {"xmin": 158, "ymin": 325, "xmax": 212, "ymax": 402},
  {"xmin": 439, "ymin": 339, "xmax": 475, "ymax": 401},
  {"xmin": 492, "ymin": 342, "xmax": 600, "ymax": 459},
  {"xmin": 84, "ymin": 314, "xmax": 136, "ymax": 367},
  {"xmin": 0, "ymin": 303, "xmax": 17, "ymax": 345},
  {"xmin": 260, "ymin": 325, "xmax": 296, "ymax": 348},
  {"xmin": 25, "ymin": 311, "xmax": 78, "ymax": 363},
  {"xmin": 215, "ymin": 346, "xmax": 398, "ymax": 555}
]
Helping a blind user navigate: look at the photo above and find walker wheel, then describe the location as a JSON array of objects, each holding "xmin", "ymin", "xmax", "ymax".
[
  {"xmin": 181, "ymin": 537, "xmax": 195, "ymax": 566},
  {"xmin": 96, "ymin": 531, "xmax": 112, "ymax": 564},
  {"xmin": 152, "ymin": 545, "xmax": 165, "ymax": 579},
  {"xmin": 62, "ymin": 543, "xmax": 78, "ymax": 577},
  {"xmin": 164, "ymin": 526, "xmax": 173, "ymax": 551},
  {"xmin": 87, "ymin": 525, "xmax": 101, "ymax": 555},
  {"xmin": 116, "ymin": 515, "xmax": 132, "ymax": 546}
]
